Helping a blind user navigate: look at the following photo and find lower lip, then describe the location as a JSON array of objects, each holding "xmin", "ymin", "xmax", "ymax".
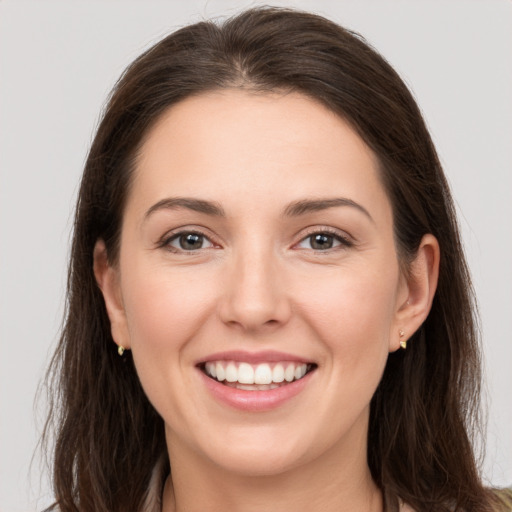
[{"xmin": 198, "ymin": 368, "xmax": 314, "ymax": 412}]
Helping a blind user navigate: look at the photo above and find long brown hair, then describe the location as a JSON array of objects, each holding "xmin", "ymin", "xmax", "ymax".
[{"xmin": 42, "ymin": 6, "xmax": 508, "ymax": 511}]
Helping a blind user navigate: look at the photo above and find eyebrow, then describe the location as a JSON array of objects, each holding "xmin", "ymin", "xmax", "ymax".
[
  {"xmin": 144, "ymin": 196, "xmax": 373, "ymax": 223},
  {"xmin": 144, "ymin": 197, "xmax": 226, "ymax": 220},
  {"xmin": 283, "ymin": 198, "xmax": 374, "ymax": 223}
]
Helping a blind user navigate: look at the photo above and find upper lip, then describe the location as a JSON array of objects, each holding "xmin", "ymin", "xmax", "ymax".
[{"xmin": 196, "ymin": 350, "xmax": 314, "ymax": 365}]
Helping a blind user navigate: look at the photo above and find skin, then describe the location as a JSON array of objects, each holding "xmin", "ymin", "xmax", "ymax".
[{"xmin": 94, "ymin": 90, "xmax": 439, "ymax": 512}]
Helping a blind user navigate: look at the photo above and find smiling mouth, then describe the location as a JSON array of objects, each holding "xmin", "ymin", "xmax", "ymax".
[{"xmin": 199, "ymin": 361, "xmax": 317, "ymax": 391}]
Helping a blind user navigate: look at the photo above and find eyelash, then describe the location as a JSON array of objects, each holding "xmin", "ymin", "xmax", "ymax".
[
  {"xmin": 296, "ymin": 227, "xmax": 354, "ymax": 252},
  {"xmin": 159, "ymin": 229, "xmax": 216, "ymax": 253},
  {"xmin": 159, "ymin": 227, "xmax": 353, "ymax": 254}
]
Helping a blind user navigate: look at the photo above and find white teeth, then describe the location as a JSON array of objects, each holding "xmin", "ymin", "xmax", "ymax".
[
  {"xmin": 225, "ymin": 362, "xmax": 237, "ymax": 383},
  {"xmin": 238, "ymin": 363, "xmax": 254, "ymax": 384},
  {"xmin": 272, "ymin": 364, "xmax": 285, "ymax": 383},
  {"xmin": 204, "ymin": 361, "xmax": 311, "ymax": 387},
  {"xmin": 225, "ymin": 382, "xmax": 284, "ymax": 391},
  {"xmin": 237, "ymin": 384, "xmax": 256, "ymax": 391},
  {"xmin": 284, "ymin": 364, "xmax": 295, "ymax": 382},
  {"xmin": 206, "ymin": 362, "xmax": 216, "ymax": 378},
  {"xmin": 215, "ymin": 362, "xmax": 225, "ymax": 381},
  {"xmin": 294, "ymin": 365, "xmax": 307, "ymax": 380},
  {"xmin": 254, "ymin": 363, "xmax": 272, "ymax": 384},
  {"xmin": 259, "ymin": 383, "xmax": 279, "ymax": 390}
]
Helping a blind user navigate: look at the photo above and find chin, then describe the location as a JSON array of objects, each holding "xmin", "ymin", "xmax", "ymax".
[
  {"xmin": 197, "ymin": 426, "xmax": 317, "ymax": 477},
  {"xmin": 211, "ymin": 448, "xmax": 304, "ymax": 477}
]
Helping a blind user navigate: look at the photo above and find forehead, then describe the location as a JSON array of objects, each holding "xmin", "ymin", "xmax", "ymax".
[{"xmin": 129, "ymin": 89, "xmax": 391, "ymax": 222}]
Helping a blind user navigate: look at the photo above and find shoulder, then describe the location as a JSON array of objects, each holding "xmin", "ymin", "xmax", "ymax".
[
  {"xmin": 398, "ymin": 490, "xmax": 512, "ymax": 512},
  {"xmin": 493, "ymin": 488, "xmax": 512, "ymax": 511}
]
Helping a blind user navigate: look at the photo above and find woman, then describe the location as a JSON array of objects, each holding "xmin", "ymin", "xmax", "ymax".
[{"xmin": 42, "ymin": 6, "xmax": 511, "ymax": 512}]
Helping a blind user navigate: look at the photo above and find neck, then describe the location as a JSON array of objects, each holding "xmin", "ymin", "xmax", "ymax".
[
  {"xmin": 164, "ymin": 472, "xmax": 382, "ymax": 512},
  {"xmin": 161, "ymin": 422, "xmax": 382, "ymax": 512}
]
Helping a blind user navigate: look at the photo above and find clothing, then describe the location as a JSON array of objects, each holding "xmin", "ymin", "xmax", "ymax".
[
  {"xmin": 141, "ymin": 455, "xmax": 166, "ymax": 512},
  {"xmin": 140, "ymin": 457, "xmax": 512, "ymax": 512}
]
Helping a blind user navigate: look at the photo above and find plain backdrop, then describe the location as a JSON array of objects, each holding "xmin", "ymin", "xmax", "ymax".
[{"xmin": 1, "ymin": 1, "xmax": 511, "ymax": 510}]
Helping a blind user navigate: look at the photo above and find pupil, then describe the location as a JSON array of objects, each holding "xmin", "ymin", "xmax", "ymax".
[
  {"xmin": 180, "ymin": 233, "xmax": 203, "ymax": 250},
  {"xmin": 311, "ymin": 234, "xmax": 333, "ymax": 250}
]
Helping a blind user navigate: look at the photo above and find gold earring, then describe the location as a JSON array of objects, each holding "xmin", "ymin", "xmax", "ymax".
[
  {"xmin": 399, "ymin": 330, "xmax": 407, "ymax": 350},
  {"xmin": 118, "ymin": 345, "xmax": 125, "ymax": 356}
]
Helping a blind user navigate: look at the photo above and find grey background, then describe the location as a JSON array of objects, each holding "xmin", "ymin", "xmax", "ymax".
[{"xmin": 1, "ymin": 1, "xmax": 511, "ymax": 510}]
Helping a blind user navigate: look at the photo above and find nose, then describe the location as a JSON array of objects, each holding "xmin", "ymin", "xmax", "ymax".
[{"xmin": 218, "ymin": 246, "xmax": 292, "ymax": 333}]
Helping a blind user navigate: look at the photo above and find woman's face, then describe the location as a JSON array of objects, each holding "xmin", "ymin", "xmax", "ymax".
[{"xmin": 100, "ymin": 90, "xmax": 413, "ymax": 476}]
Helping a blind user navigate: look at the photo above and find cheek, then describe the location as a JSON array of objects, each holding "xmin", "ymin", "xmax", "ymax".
[
  {"xmin": 119, "ymin": 262, "xmax": 220, "ymax": 422},
  {"xmin": 119, "ymin": 261, "xmax": 220, "ymax": 415},
  {"xmin": 297, "ymin": 263, "xmax": 398, "ymax": 425},
  {"xmin": 295, "ymin": 260, "xmax": 398, "ymax": 367},
  {"xmin": 122, "ymin": 263, "xmax": 214, "ymax": 352}
]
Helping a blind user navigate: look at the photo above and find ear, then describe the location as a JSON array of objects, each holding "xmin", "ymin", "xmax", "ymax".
[
  {"xmin": 93, "ymin": 239, "xmax": 131, "ymax": 351},
  {"xmin": 390, "ymin": 234, "xmax": 440, "ymax": 352}
]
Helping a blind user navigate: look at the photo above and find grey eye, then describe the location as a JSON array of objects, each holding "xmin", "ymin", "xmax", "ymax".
[
  {"xmin": 298, "ymin": 233, "xmax": 339, "ymax": 250},
  {"xmin": 309, "ymin": 233, "xmax": 335, "ymax": 250},
  {"xmin": 168, "ymin": 232, "xmax": 214, "ymax": 251},
  {"xmin": 296, "ymin": 231, "xmax": 351, "ymax": 251}
]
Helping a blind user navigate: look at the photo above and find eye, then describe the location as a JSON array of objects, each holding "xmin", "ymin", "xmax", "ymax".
[
  {"xmin": 296, "ymin": 230, "xmax": 352, "ymax": 251},
  {"xmin": 165, "ymin": 231, "xmax": 215, "ymax": 252}
]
